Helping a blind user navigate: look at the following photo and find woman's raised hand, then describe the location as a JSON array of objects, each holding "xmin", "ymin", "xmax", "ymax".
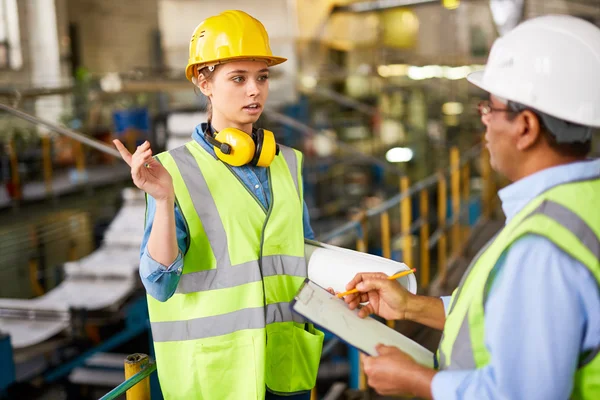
[{"xmin": 113, "ymin": 140, "xmax": 174, "ymax": 201}]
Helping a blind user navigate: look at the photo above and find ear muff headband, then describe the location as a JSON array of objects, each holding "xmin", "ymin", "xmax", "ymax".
[{"xmin": 251, "ymin": 129, "xmax": 264, "ymax": 167}]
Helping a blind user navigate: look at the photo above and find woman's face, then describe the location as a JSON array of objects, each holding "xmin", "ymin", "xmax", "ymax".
[{"xmin": 201, "ymin": 60, "xmax": 270, "ymax": 129}]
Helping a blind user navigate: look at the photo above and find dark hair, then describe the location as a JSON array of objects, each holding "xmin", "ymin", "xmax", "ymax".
[
  {"xmin": 506, "ymin": 102, "xmax": 591, "ymax": 158},
  {"xmin": 196, "ymin": 65, "xmax": 218, "ymax": 123}
]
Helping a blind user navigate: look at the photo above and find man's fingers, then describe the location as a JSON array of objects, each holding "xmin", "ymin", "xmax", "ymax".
[
  {"xmin": 356, "ymin": 278, "xmax": 392, "ymax": 293},
  {"xmin": 358, "ymin": 304, "xmax": 374, "ymax": 318},
  {"xmin": 113, "ymin": 139, "xmax": 133, "ymax": 166},
  {"xmin": 375, "ymin": 344, "xmax": 397, "ymax": 355},
  {"xmin": 346, "ymin": 272, "xmax": 389, "ymax": 291},
  {"xmin": 344, "ymin": 293, "xmax": 359, "ymax": 304}
]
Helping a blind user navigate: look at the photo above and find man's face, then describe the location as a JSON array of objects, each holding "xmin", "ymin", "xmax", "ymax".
[{"xmin": 480, "ymin": 95, "xmax": 521, "ymax": 180}]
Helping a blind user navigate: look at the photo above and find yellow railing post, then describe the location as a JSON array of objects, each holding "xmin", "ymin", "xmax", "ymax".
[
  {"xmin": 73, "ymin": 139, "xmax": 86, "ymax": 177},
  {"xmin": 419, "ymin": 189, "xmax": 430, "ymax": 288},
  {"xmin": 380, "ymin": 210, "xmax": 395, "ymax": 329},
  {"xmin": 352, "ymin": 211, "xmax": 369, "ymax": 390},
  {"xmin": 124, "ymin": 354, "xmax": 151, "ymax": 400},
  {"xmin": 42, "ymin": 135, "xmax": 53, "ymax": 196},
  {"xmin": 28, "ymin": 258, "xmax": 45, "ymax": 296},
  {"xmin": 355, "ymin": 211, "xmax": 368, "ymax": 253},
  {"xmin": 380, "ymin": 211, "xmax": 391, "ymax": 259},
  {"xmin": 437, "ymin": 172, "xmax": 448, "ymax": 283},
  {"xmin": 69, "ymin": 240, "xmax": 78, "ymax": 261},
  {"xmin": 400, "ymin": 176, "xmax": 413, "ymax": 268},
  {"xmin": 7, "ymin": 139, "xmax": 21, "ymax": 200},
  {"xmin": 462, "ymin": 162, "xmax": 470, "ymax": 239},
  {"xmin": 450, "ymin": 147, "xmax": 460, "ymax": 257}
]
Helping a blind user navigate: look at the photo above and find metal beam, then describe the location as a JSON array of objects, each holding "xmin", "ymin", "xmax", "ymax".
[
  {"xmin": 332, "ymin": 0, "xmax": 437, "ymax": 13},
  {"xmin": 0, "ymin": 103, "xmax": 123, "ymax": 159}
]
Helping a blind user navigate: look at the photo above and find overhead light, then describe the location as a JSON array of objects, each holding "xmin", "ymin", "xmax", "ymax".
[
  {"xmin": 301, "ymin": 75, "xmax": 317, "ymax": 89},
  {"xmin": 379, "ymin": 64, "xmax": 486, "ymax": 80},
  {"xmin": 442, "ymin": 102, "xmax": 464, "ymax": 116},
  {"xmin": 386, "ymin": 147, "xmax": 414, "ymax": 163},
  {"xmin": 442, "ymin": 0, "xmax": 460, "ymax": 10}
]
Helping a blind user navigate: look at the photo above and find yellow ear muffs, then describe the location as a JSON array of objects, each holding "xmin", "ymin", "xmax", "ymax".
[
  {"xmin": 212, "ymin": 128, "xmax": 255, "ymax": 166},
  {"xmin": 252, "ymin": 128, "xmax": 279, "ymax": 167},
  {"xmin": 204, "ymin": 127, "xmax": 280, "ymax": 167}
]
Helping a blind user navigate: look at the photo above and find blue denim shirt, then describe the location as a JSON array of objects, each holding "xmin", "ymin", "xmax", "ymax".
[
  {"xmin": 139, "ymin": 123, "xmax": 315, "ymax": 302},
  {"xmin": 434, "ymin": 159, "xmax": 600, "ymax": 399}
]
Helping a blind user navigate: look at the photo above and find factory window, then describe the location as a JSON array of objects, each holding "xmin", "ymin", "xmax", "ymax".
[{"xmin": 0, "ymin": 0, "xmax": 22, "ymax": 70}]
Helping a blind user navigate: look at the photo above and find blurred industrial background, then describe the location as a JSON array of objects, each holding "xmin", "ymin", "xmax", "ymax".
[{"xmin": 0, "ymin": 0, "xmax": 599, "ymax": 399}]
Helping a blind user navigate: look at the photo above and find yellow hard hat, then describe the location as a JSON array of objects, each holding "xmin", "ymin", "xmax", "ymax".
[{"xmin": 185, "ymin": 10, "xmax": 287, "ymax": 82}]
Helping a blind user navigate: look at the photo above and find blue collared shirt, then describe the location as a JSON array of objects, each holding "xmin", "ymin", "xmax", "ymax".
[
  {"xmin": 138, "ymin": 123, "xmax": 315, "ymax": 302},
  {"xmin": 434, "ymin": 158, "xmax": 600, "ymax": 399}
]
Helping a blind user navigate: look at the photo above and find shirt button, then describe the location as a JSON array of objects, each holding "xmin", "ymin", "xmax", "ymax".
[
  {"xmin": 177, "ymin": 267, "xmax": 182, "ymax": 274},
  {"xmin": 255, "ymin": 184, "xmax": 260, "ymax": 189}
]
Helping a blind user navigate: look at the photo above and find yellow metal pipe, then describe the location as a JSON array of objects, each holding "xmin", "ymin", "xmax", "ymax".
[
  {"xmin": 69, "ymin": 240, "xmax": 78, "ymax": 261},
  {"xmin": 400, "ymin": 176, "xmax": 413, "ymax": 268},
  {"xmin": 450, "ymin": 147, "xmax": 461, "ymax": 257},
  {"xmin": 124, "ymin": 353, "xmax": 151, "ymax": 400},
  {"xmin": 352, "ymin": 223, "xmax": 369, "ymax": 390},
  {"xmin": 437, "ymin": 173, "xmax": 448, "ymax": 282},
  {"xmin": 7, "ymin": 139, "xmax": 21, "ymax": 200},
  {"xmin": 355, "ymin": 213, "xmax": 368, "ymax": 253},
  {"xmin": 41, "ymin": 135, "xmax": 53, "ymax": 196},
  {"xmin": 380, "ymin": 211, "xmax": 391, "ymax": 259},
  {"xmin": 419, "ymin": 189, "xmax": 430, "ymax": 288},
  {"xmin": 73, "ymin": 139, "xmax": 86, "ymax": 174}
]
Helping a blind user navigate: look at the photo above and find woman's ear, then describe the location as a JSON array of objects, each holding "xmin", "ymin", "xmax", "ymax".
[{"xmin": 195, "ymin": 74, "xmax": 212, "ymax": 97}]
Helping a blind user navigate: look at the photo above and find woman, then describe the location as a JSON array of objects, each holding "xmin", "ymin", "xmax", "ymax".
[{"xmin": 113, "ymin": 10, "xmax": 323, "ymax": 400}]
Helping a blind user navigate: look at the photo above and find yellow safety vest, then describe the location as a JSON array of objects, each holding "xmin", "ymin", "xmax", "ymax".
[
  {"xmin": 146, "ymin": 140, "xmax": 324, "ymax": 399},
  {"xmin": 438, "ymin": 176, "xmax": 600, "ymax": 399}
]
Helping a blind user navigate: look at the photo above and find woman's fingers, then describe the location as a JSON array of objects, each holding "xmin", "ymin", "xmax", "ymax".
[{"xmin": 113, "ymin": 139, "xmax": 133, "ymax": 166}]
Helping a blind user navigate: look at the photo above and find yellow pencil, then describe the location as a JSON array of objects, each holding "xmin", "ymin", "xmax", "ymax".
[{"xmin": 336, "ymin": 268, "xmax": 417, "ymax": 298}]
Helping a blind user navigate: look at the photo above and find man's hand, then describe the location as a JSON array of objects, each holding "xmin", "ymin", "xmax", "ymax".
[
  {"xmin": 361, "ymin": 344, "xmax": 435, "ymax": 399},
  {"xmin": 343, "ymin": 273, "xmax": 414, "ymax": 320}
]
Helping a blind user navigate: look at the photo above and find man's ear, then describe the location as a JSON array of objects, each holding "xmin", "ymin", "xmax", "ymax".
[{"xmin": 515, "ymin": 110, "xmax": 542, "ymax": 151}]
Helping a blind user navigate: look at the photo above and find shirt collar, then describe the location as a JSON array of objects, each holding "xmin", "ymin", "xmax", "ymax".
[{"xmin": 498, "ymin": 158, "xmax": 600, "ymax": 222}]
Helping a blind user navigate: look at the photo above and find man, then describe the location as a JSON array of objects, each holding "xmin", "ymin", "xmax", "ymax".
[{"xmin": 343, "ymin": 15, "xmax": 600, "ymax": 399}]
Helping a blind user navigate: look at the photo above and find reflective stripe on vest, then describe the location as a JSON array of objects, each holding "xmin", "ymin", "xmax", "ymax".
[
  {"xmin": 279, "ymin": 145, "xmax": 300, "ymax": 200},
  {"xmin": 440, "ymin": 193, "xmax": 600, "ymax": 371},
  {"xmin": 151, "ymin": 301, "xmax": 306, "ymax": 342}
]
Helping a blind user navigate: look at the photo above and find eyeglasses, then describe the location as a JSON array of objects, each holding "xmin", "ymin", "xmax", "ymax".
[{"xmin": 477, "ymin": 100, "xmax": 517, "ymax": 116}]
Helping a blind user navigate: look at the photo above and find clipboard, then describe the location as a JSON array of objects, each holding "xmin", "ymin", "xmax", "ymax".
[{"xmin": 291, "ymin": 279, "xmax": 434, "ymax": 368}]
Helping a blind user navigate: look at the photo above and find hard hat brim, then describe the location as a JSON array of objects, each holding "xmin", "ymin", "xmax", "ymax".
[
  {"xmin": 467, "ymin": 69, "xmax": 511, "ymax": 101},
  {"xmin": 186, "ymin": 56, "xmax": 287, "ymax": 82},
  {"xmin": 466, "ymin": 70, "xmax": 485, "ymax": 91}
]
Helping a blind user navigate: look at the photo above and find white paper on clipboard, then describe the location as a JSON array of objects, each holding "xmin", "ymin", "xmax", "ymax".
[{"xmin": 292, "ymin": 280, "xmax": 434, "ymax": 368}]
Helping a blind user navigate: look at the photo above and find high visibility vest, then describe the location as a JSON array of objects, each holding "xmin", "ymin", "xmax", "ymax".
[
  {"xmin": 438, "ymin": 175, "xmax": 600, "ymax": 399},
  {"xmin": 146, "ymin": 140, "xmax": 324, "ymax": 399}
]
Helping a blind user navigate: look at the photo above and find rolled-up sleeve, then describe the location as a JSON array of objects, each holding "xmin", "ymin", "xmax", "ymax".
[{"xmin": 139, "ymin": 195, "xmax": 189, "ymax": 302}]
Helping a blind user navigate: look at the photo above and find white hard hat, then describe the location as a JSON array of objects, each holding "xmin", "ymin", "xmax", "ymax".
[{"xmin": 468, "ymin": 15, "xmax": 600, "ymax": 128}]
